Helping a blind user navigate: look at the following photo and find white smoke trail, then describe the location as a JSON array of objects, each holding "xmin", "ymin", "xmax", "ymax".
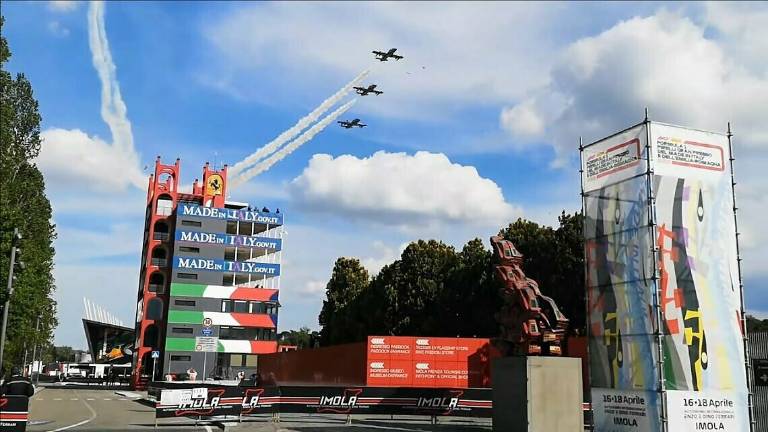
[
  {"xmin": 228, "ymin": 70, "xmax": 369, "ymax": 175},
  {"xmin": 88, "ymin": 1, "xmax": 134, "ymax": 156},
  {"xmin": 230, "ymin": 99, "xmax": 356, "ymax": 188}
]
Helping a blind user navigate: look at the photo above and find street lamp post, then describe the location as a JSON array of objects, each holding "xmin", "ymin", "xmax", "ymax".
[{"xmin": 0, "ymin": 228, "xmax": 24, "ymax": 370}]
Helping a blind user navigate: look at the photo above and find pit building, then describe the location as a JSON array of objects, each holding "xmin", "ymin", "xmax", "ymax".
[{"xmin": 132, "ymin": 158, "xmax": 283, "ymax": 389}]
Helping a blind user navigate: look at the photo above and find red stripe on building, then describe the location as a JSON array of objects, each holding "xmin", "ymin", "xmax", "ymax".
[
  {"xmin": 250, "ymin": 340, "xmax": 279, "ymax": 354},
  {"xmin": 232, "ymin": 313, "xmax": 276, "ymax": 328},
  {"xmin": 231, "ymin": 288, "xmax": 278, "ymax": 302}
]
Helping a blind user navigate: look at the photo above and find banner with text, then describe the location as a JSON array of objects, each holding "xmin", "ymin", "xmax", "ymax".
[
  {"xmin": 175, "ymin": 230, "xmax": 282, "ymax": 251},
  {"xmin": 174, "ymin": 257, "xmax": 280, "ymax": 276},
  {"xmin": 178, "ymin": 203, "xmax": 282, "ymax": 226}
]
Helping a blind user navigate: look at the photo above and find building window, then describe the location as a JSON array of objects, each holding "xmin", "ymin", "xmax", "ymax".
[
  {"xmin": 177, "ymin": 273, "xmax": 198, "ymax": 280},
  {"xmin": 224, "ymin": 247, "xmax": 236, "ymax": 261},
  {"xmin": 148, "ymin": 271, "xmax": 165, "ymax": 293},
  {"xmin": 222, "ymin": 273, "xmax": 234, "ymax": 286},
  {"xmin": 235, "ymin": 274, "xmax": 249, "ymax": 285},
  {"xmin": 172, "ymin": 327, "xmax": 193, "ymax": 334},
  {"xmin": 179, "ymin": 246, "xmax": 200, "ymax": 253},
  {"xmin": 174, "ymin": 299, "xmax": 196, "ymax": 307},
  {"xmin": 226, "ymin": 221, "xmax": 238, "ymax": 235},
  {"xmin": 245, "ymin": 355, "xmax": 258, "ymax": 367},
  {"xmin": 233, "ymin": 300, "xmax": 248, "ymax": 313},
  {"xmin": 156, "ymin": 196, "xmax": 173, "ymax": 216},
  {"xmin": 181, "ymin": 220, "xmax": 202, "ymax": 227},
  {"xmin": 220, "ymin": 326, "xmax": 277, "ymax": 341},
  {"xmin": 171, "ymin": 355, "xmax": 191, "ymax": 362},
  {"xmin": 147, "ymin": 298, "xmax": 164, "ymax": 320},
  {"xmin": 221, "ymin": 300, "xmax": 232, "ymax": 313}
]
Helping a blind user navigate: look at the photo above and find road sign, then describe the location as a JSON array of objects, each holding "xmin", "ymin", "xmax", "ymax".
[
  {"xmin": 755, "ymin": 359, "xmax": 768, "ymax": 386},
  {"xmin": 201, "ymin": 327, "xmax": 213, "ymax": 336},
  {"xmin": 151, "ymin": 350, "xmax": 160, "ymax": 359},
  {"xmin": 195, "ymin": 336, "xmax": 218, "ymax": 352},
  {"xmin": 202, "ymin": 317, "xmax": 213, "ymax": 328}
]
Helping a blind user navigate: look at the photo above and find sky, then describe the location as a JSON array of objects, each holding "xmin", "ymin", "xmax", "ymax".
[{"xmin": 3, "ymin": 1, "xmax": 767, "ymax": 348}]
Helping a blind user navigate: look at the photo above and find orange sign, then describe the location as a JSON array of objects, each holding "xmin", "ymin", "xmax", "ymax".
[{"xmin": 205, "ymin": 174, "xmax": 224, "ymax": 196}]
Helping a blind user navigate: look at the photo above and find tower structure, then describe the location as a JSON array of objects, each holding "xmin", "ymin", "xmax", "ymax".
[{"xmin": 132, "ymin": 158, "xmax": 283, "ymax": 389}]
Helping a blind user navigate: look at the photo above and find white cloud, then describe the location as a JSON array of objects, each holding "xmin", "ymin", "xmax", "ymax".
[
  {"xmin": 202, "ymin": 2, "xmax": 562, "ymax": 120},
  {"xmin": 48, "ymin": 0, "xmax": 80, "ymax": 13},
  {"xmin": 38, "ymin": 128, "xmax": 144, "ymax": 191},
  {"xmin": 47, "ymin": 20, "xmax": 70, "ymax": 38},
  {"xmin": 38, "ymin": 2, "xmax": 144, "ymax": 193},
  {"xmin": 289, "ymin": 151, "xmax": 520, "ymax": 228},
  {"xmin": 500, "ymin": 99, "xmax": 545, "ymax": 138},
  {"xmin": 503, "ymin": 11, "xmax": 768, "ymax": 159},
  {"xmin": 361, "ymin": 241, "xmax": 407, "ymax": 275}
]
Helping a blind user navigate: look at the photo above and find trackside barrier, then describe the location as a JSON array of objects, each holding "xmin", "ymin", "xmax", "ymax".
[
  {"xmin": 0, "ymin": 395, "xmax": 29, "ymax": 432},
  {"xmin": 153, "ymin": 384, "xmax": 492, "ymax": 424}
]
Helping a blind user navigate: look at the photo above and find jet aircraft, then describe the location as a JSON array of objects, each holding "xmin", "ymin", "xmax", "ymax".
[
  {"xmin": 372, "ymin": 48, "xmax": 403, "ymax": 61},
  {"xmin": 353, "ymin": 84, "xmax": 383, "ymax": 96},
  {"xmin": 338, "ymin": 118, "xmax": 367, "ymax": 129}
]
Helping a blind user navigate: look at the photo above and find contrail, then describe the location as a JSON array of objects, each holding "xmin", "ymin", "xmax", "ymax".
[
  {"xmin": 228, "ymin": 70, "xmax": 369, "ymax": 176},
  {"xmin": 230, "ymin": 99, "xmax": 356, "ymax": 188},
  {"xmin": 88, "ymin": 1, "xmax": 133, "ymax": 156}
]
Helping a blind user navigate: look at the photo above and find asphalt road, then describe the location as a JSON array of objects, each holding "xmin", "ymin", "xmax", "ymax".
[
  {"xmin": 27, "ymin": 388, "xmax": 492, "ymax": 431},
  {"xmin": 28, "ymin": 387, "xmax": 214, "ymax": 431}
]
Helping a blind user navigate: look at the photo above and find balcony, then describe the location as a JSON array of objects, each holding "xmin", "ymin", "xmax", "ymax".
[{"xmin": 151, "ymin": 258, "xmax": 167, "ymax": 267}]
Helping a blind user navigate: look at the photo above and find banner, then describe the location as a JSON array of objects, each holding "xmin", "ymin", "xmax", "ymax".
[
  {"xmin": 174, "ymin": 257, "xmax": 280, "ymax": 276},
  {"xmin": 582, "ymin": 121, "xmax": 749, "ymax": 432},
  {"xmin": 155, "ymin": 385, "xmax": 492, "ymax": 419},
  {"xmin": 0, "ymin": 396, "xmax": 28, "ymax": 432},
  {"xmin": 175, "ymin": 231, "xmax": 282, "ymax": 251},
  {"xmin": 178, "ymin": 203, "xmax": 282, "ymax": 226}
]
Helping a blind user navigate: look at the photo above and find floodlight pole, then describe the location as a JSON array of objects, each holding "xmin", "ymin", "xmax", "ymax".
[{"xmin": 0, "ymin": 228, "xmax": 21, "ymax": 370}]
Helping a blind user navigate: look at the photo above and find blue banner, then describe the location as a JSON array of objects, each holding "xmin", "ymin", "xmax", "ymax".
[
  {"xmin": 174, "ymin": 257, "xmax": 280, "ymax": 276},
  {"xmin": 175, "ymin": 230, "xmax": 282, "ymax": 251},
  {"xmin": 178, "ymin": 203, "xmax": 283, "ymax": 226}
]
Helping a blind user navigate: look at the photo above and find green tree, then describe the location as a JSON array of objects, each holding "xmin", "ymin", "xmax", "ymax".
[
  {"xmin": 278, "ymin": 327, "xmax": 319, "ymax": 349},
  {"xmin": 746, "ymin": 315, "xmax": 768, "ymax": 334},
  {"xmin": 498, "ymin": 211, "xmax": 585, "ymax": 333},
  {"xmin": 318, "ymin": 258, "xmax": 370, "ymax": 345},
  {"xmin": 0, "ymin": 16, "xmax": 58, "ymax": 372}
]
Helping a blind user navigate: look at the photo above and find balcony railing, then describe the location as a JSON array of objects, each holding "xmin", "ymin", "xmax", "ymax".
[{"xmin": 151, "ymin": 258, "xmax": 167, "ymax": 267}]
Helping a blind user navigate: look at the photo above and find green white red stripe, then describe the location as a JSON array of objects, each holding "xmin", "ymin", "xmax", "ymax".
[
  {"xmin": 168, "ymin": 310, "xmax": 276, "ymax": 328},
  {"xmin": 165, "ymin": 337, "xmax": 277, "ymax": 353},
  {"xmin": 171, "ymin": 282, "xmax": 278, "ymax": 302}
]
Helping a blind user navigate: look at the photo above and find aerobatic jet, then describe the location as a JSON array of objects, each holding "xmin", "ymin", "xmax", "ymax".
[
  {"xmin": 353, "ymin": 84, "xmax": 383, "ymax": 96},
  {"xmin": 338, "ymin": 118, "xmax": 367, "ymax": 129},
  {"xmin": 372, "ymin": 48, "xmax": 403, "ymax": 61}
]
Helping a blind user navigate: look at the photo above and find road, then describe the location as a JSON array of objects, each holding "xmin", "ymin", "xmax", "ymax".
[
  {"xmin": 28, "ymin": 387, "xmax": 214, "ymax": 431},
  {"xmin": 27, "ymin": 387, "xmax": 491, "ymax": 431}
]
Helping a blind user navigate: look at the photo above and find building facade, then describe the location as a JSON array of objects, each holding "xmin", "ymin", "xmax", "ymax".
[{"xmin": 132, "ymin": 158, "xmax": 282, "ymax": 389}]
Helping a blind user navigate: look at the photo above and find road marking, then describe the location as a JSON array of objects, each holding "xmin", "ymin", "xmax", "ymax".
[
  {"xmin": 53, "ymin": 398, "xmax": 62, "ymax": 401},
  {"xmin": 204, "ymin": 426, "xmax": 213, "ymax": 432},
  {"xmin": 86, "ymin": 398, "xmax": 95, "ymax": 401},
  {"xmin": 70, "ymin": 398, "xmax": 79, "ymax": 401},
  {"xmin": 36, "ymin": 398, "xmax": 44, "ymax": 401},
  {"xmin": 103, "ymin": 398, "xmax": 111, "ymax": 401},
  {"xmin": 47, "ymin": 390, "xmax": 97, "ymax": 432}
]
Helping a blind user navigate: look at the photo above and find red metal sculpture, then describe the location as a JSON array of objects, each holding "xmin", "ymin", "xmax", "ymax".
[{"xmin": 490, "ymin": 236, "xmax": 569, "ymax": 356}]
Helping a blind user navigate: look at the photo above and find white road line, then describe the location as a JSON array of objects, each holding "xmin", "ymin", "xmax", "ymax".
[
  {"xmin": 204, "ymin": 426, "xmax": 213, "ymax": 432},
  {"xmin": 86, "ymin": 398, "xmax": 95, "ymax": 401},
  {"xmin": 103, "ymin": 398, "xmax": 112, "ymax": 401},
  {"xmin": 36, "ymin": 398, "xmax": 44, "ymax": 401},
  {"xmin": 47, "ymin": 390, "xmax": 97, "ymax": 432},
  {"xmin": 70, "ymin": 398, "xmax": 78, "ymax": 401},
  {"xmin": 53, "ymin": 398, "xmax": 62, "ymax": 401}
]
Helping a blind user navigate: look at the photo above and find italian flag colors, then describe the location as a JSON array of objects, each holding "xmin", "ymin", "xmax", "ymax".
[
  {"xmin": 168, "ymin": 310, "xmax": 277, "ymax": 328},
  {"xmin": 165, "ymin": 337, "xmax": 277, "ymax": 354},
  {"xmin": 170, "ymin": 282, "xmax": 278, "ymax": 302}
]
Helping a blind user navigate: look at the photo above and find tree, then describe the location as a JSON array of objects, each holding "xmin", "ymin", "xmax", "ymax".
[
  {"xmin": 278, "ymin": 327, "xmax": 319, "ymax": 349},
  {"xmin": 746, "ymin": 315, "xmax": 768, "ymax": 334},
  {"xmin": 318, "ymin": 258, "xmax": 370, "ymax": 345},
  {"xmin": 0, "ymin": 16, "xmax": 58, "ymax": 372}
]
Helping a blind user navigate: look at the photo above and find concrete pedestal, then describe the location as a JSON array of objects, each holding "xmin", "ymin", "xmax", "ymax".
[{"xmin": 492, "ymin": 356, "xmax": 583, "ymax": 432}]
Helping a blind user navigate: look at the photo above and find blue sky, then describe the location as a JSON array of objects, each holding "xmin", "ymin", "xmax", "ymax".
[{"xmin": 3, "ymin": 1, "xmax": 767, "ymax": 348}]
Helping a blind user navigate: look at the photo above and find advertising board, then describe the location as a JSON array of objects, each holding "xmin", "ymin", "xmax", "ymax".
[
  {"xmin": 174, "ymin": 257, "xmax": 280, "ymax": 276},
  {"xmin": 175, "ymin": 230, "xmax": 282, "ymax": 251},
  {"xmin": 177, "ymin": 203, "xmax": 282, "ymax": 225},
  {"xmin": 582, "ymin": 121, "xmax": 750, "ymax": 432},
  {"xmin": 0, "ymin": 396, "xmax": 28, "ymax": 432}
]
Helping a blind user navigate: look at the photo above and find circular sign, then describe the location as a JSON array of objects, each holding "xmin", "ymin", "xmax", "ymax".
[
  {"xmin": 202, "ymin": 317, "xmax": 213, "ymax": 327},
  {"xmin": 195, "ymin": 344, "xmax": 202, "ymax": 351}
]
